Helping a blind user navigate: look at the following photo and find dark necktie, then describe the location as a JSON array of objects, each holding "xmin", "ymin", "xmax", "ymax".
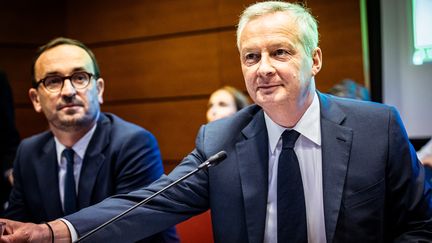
[
  {"xmin": 63, "ymin": 148, "xmax": 77, "ymax": 215},
  {"xmin": 277, "ymin": 130, "xmax": 307, "ymax": 243}
]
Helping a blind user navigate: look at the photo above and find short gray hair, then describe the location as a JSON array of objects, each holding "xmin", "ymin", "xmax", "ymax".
[{"xmin": 236, "ymin": 1, "xmax": 319, "ymax": 57}]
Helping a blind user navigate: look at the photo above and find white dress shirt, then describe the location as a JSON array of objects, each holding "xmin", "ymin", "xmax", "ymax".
[
  {"xmin": 263, "ymin": 93, "xmax": 326, "ymax": 243},
  {"xmin": 56, "ymin": 123, "xmax": 97, "ymax": 242}
]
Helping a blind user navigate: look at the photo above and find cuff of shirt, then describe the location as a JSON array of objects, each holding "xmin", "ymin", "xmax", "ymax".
[{"xmin": 59, "ymin": 218, "xmax": 78, "ymax": 242}]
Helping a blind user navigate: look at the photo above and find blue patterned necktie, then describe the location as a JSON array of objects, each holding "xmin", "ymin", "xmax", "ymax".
[
  {"xmin": 63, "ymin": 148, "xmax": 77, "ymax": 215},
  {"xmin": 277, "ymin": 130, "xmax": 307, "ymax": 243}
]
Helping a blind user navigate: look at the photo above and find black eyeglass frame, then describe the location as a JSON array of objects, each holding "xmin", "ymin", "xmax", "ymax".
[{"xmin": 34, "ymin": 71, "xmax": 95, "ymax": 92}]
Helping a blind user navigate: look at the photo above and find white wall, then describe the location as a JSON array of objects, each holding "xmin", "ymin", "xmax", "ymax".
[{"xmin": 381, "ymin": 0, "xmax": 432, "ymax": 138}]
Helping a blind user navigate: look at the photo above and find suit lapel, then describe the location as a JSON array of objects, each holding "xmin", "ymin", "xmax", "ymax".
[
  {"xmin": 318, "ymin": 93, "xmax": 353, "ymax": 243},
  {"xmin": 236, "ymin": 109, "xmax": 269, "ymax": 243},
  {"xmin": 35, "ymin": 137, "xmax": 64, "ymax": 219},
  {"xmin": 77, "ymin": 114, "xmax": 109, "ymax": 208}
]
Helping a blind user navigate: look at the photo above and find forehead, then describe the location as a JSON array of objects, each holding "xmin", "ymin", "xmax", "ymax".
[
  {"xmin": 34, "ymin": 44, "xmax": 94, "ymax": 78},
  {"xmin": 210, "ymin": 90, "xmax": 235, "ymax": 101},
  {"xmin": 239, "ymin": 12, "xmax": 301, "ymax": 49}
]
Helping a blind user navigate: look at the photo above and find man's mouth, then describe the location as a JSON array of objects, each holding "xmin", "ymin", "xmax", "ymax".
[
  {"xmin": 258, "ymin": 84, "xmax": 280, "ymax": 90},
  {"xmin": 58, "ymin": 103, "xmax": 81, "ymax": 110}
]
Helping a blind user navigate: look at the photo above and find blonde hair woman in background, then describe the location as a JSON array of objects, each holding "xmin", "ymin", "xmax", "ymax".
[{"xmin": 206, "ymin": 86, "xmax": 250, "ymax": 122}]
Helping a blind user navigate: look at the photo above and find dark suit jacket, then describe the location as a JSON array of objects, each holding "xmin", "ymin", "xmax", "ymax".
[
  {"xmin": 4, "ymin": 113, "xmax": 177, "ymax": 242},
  {"xmin": 66, "ymin": 93, "xmax": 432, "ymax": 243}
]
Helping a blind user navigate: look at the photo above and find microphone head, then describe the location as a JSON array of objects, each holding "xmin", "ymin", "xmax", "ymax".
[{"xmin": 207, "ymin": 151, "xmax": 227, "ymax": 167}]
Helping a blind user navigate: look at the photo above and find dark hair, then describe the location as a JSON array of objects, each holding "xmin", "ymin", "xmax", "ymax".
[
  {"xmin": 217, "ymin": 86, "xmax": 250, "ymax": 110},
  {"xmin": 31, "ymin": 37, "xmax": 100, "ymax": 87}
]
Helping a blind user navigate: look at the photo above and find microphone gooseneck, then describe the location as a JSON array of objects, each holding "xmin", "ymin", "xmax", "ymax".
[
  {"xmin": 198, "ymin": 150, "xmax": 227, "ymax": 169},
  {"xmin": 77, "ymin": 150, "xmax": 227, "ymax": 242}
]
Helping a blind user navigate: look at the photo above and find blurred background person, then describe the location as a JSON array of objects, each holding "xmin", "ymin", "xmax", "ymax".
[
  {"xmin": 0, "ymin": 70, "xmax": 20, "ymax": 215},
  {"xmin": 328, "ymin": 79, "xmax": 370, "ymax": 101},
  {"xmin": 418, "ymin": 139, "xmax": 432, "ymax": 168},
  {"xmin": 176, "ymin": 85, "xmax": 250, "ymax": 242},
  {"xmin": 418, "ymin": 138, "xmax": 432, "ymax": 186},
  {"xmin": 206, "ymin": 85, "xmax": 250, "ymax": 122}
]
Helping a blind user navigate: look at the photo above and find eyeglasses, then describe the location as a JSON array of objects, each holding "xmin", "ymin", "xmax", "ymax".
[{"xmin": 35, "ymin": 71, "xmax": 94, "ymax": 93}]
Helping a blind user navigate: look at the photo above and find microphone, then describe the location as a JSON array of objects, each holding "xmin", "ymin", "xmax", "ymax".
[
  {"xmin": 198, "ymin": 150, "xmax": 227, "ymax": 169},
  {"xmin": 77, "ymin": 150, "xmax": 228, "ymax": 242}
]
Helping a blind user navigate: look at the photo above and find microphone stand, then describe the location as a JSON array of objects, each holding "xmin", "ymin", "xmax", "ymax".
[{"xmin": 77, "ymin": 151, "xmax": 227, "ymax": 242}]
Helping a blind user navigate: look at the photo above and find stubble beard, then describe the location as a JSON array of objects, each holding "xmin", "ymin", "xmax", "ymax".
[{"xmin": 51, "ymin": 111, "xmax": 96, "ymax": 132}]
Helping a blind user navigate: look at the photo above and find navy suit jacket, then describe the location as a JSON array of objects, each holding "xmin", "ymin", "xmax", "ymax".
[
  {"xmin": 66, "ymin": 93, "xmax": 432, "ymax": 242},
  {"xmin": 5, "ymin": 113, "xmax": 177, "ymax": 242}
]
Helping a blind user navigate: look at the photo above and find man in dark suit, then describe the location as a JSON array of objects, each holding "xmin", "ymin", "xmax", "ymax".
[
  {"xmin": 1, "ymin": 37, "xmax": 177, "ymax": 242},
  {"xmin": 1, "ymin": 2, "xmax": 432, "ymax": 242}
]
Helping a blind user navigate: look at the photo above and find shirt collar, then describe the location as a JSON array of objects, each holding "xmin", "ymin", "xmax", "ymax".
[
  {"xmin": 55, "ymin": 122, "xmax": 98, "ymax": 165},
  {"xmin": 265, "ymin": 92, "xmax": 321, "ymax": 154}
]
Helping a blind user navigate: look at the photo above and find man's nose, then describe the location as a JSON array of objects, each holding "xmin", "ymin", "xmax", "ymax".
[
  {"xmin": 60, "ymin": 79, "xmax": 77, "ymax": 96},
  {"xmin": 257, "ymin": 55, "xmax": 276, "ymax": 77}
]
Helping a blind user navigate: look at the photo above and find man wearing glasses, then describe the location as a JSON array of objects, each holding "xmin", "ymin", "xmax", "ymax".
[{"xmin": 3, "ymin": 37, "xmax": 178, "ymax": 242}]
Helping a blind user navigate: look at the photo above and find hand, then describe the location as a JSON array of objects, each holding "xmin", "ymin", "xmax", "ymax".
[
  {"xmin": 421, "ymin": 155, "xmax": 432, "ymax": 168},
  {"xmin": 5, "ymin": 169, "xmax": 14, "ymax": 186},
  {"xmin": 0, "ymin": 219, "xmax": 51, "ymax": 243}
]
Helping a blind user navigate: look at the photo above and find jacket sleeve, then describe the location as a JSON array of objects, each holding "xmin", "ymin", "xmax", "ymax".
[{"xmin": 65, "ymin": 125, "xmax": 210, "ymax": 242}]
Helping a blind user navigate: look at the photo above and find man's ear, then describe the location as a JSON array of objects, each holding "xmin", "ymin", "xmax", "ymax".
[
  {"xmin": 29, "ymin": 88, "xmax": 42, "ymax": 113},
  {"xmin": 311, "ymin": 47, "xmax": 322, "ymax": 76},
  {"xmin": 96, "ymin": 78, "xmax": 104, "ymax": 104}
]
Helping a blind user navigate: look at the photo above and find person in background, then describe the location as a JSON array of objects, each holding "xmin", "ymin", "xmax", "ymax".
[
  {"xmin": 206, "ymin": 86, "xmax": 250, "ymax": 122},
  {"xmin": 418, "ymin": 139, "xmax": 432, "ymax": 167},
  {"xmin": 178, "ymin": 86, "xmax": 249, "ymax": 241},
  {"xmin": 0, "ymin": 71, "xmax": 20, "ymax": 215},
  {"xmin": 418, "ymin": 139, "xmax": 432, "ymax": 184},
  {"xmin": 2, "ymin": 37, "xmax": 177, "ymax": 242},
  {"xmin": 328, "ymin": 79, "xmax": 370, "ymax": 101},
  {"xmin": 2, "ymin": 2, "xmax": 432, "ymax": 242}
]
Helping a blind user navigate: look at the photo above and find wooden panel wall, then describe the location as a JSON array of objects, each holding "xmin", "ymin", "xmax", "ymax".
[
  {"xmin": 308, "ymin": 0, "xmax": 364, "ymax": 91},
  {"xmin": 65, "ymin": 0, "xmax": 257, "ymax": 171},
  {"xmin": 1, "ymin": 0, "xmax": 364, "ymax": 172},
  {"xmin": 0, "ymin": 1, "xmax": 66, "ymax": 138}
]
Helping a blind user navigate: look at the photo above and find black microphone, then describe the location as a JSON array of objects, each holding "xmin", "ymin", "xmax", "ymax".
[
  {"xmin": 197, "ymin": 150, "xmax": 227, "ymax": 169},
  {"xmin": 77, "ymin": 150, "xmax": 228, "ymax": 242}
]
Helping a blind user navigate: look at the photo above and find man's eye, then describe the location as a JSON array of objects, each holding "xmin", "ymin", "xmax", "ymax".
[
  {"xmin": 244, "ymin": 53, "xmax": 260, "ymax": 64},
  {"xmin": 73, "ymin": 74, "xmax": 87, "ymax": 83},
  {"xmin": 75, "ymin": 74, "xmax": 86, "ymax": 80},
  {"xmin": 45, "ymin": 77, "xmax": 62, "ymax": 85},
  {"xmin": 274, "ymin": 49, "xmax": 289, "ymax": 56}
]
